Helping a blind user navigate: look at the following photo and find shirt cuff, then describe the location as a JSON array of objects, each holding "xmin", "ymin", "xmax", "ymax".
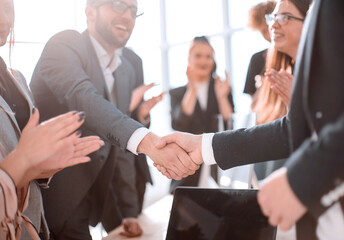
[
  {"xmin": 202, "ymin": 133, "xmax": 217, "ymax": 165},
  {"xmin": 127, "ymin": 127, "xmax": 150, "ymax": 155}
]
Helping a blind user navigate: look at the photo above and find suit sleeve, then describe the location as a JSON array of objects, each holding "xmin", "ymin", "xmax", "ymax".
[
  {"xmin": 212, "ymin": 116, "xmax": 290, "ymax": 170},
  {"xmin": 286, "ymin": 114, "xmax": 344, "ymax": 218},
  {"xmin": 35, "ymin": 32, "xmax": 142, "ymax": 151}
]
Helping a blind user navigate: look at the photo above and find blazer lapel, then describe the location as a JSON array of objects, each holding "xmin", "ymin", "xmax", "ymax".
[
  {"xmin": 9, "ymin": 70, "xmax": 34, "ymax": 112},
  {"xmin": 114, "ymin": 61, "xmax": 131, "ymax": 113},
  {"xmin": 81, "ymin": 31, "xmax": 109, "ymax": 100},
  {"xmin": 0, "ymin": 95, "xmax": 21, "ymax": 133},
  {"xmin": 0, "ymin": 69, "xmax": 33, "ymax": 133},
  {"xmin": 302, "ymin": 0, "xmax": 321, "ymax": 102}
]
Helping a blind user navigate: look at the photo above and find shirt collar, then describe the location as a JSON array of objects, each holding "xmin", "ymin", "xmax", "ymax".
[{"xmin": 89, "ymin": 34, "xmax": 123, "ymax": 73}]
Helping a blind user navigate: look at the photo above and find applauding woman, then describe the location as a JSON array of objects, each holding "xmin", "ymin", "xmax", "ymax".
[
  {"xmin": 0, "ymin": 0, "xmax": 103, "ymax": 239},
  {"xmin": 169, "ymin": 36, "xmax": 234, "ymax": 192}
]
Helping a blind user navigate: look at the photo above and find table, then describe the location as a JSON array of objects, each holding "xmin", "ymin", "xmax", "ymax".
[{"xmin": 103, "ymin": 195, "xmax": 173, "ymax": 240}]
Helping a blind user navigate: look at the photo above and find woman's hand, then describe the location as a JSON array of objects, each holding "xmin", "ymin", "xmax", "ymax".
[
  {"xmin": 186, "ymin": 66, "xmax": 198, "ymax": 92},
  {"xmin": 13, "ymin": 109, "xmax": 103, "ymax": 185},
  {"xmin": 265, "ymin": 69, "xmax": 294, "ymax": 106},
  {"xmin": 214, "ymin": 72, "xmax": 231, "ymax": 100}
]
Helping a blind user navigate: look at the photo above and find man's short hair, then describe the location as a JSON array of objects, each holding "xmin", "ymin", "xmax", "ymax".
[{"xmin": 87, "ymin": 0, "xmax": 100, "ymax": 6}]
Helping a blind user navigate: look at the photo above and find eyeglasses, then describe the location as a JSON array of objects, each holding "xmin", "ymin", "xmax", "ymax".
[
  {"xmin": 265, "ymin": 13, "xmax": 304, "ymax": 26},
  {"xmin": 93, "ymin": 0, "xmax": 144, "ymax": 19}
]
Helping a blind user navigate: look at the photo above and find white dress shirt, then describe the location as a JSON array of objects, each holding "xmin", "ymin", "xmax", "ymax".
[
  {"xmin": 202, "ymin": 133, "xmax": 216, "ymax": 165},
  {"xmin": 89, "ymin": 35, "xmax": 149, "ymax": 155},
  {"xmin": 194, "ymin": 81, "xmax": 209, "ymax": 111}
]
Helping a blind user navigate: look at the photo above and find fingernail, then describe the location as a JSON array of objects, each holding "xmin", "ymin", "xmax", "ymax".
[
  {"xmin": 72, "ymin": 111, "xmax": 78, "ymax": 115},
  {"xmin": 78, "ymin": 112, "xmax": 86, "ymax": 122},
  {"xmin": 32, "ymin": 108, "xmax": 36, "ymax": 114},
  {"xmin": 76, "ymin": 130, "xmax": 82, "ymax": 136}
]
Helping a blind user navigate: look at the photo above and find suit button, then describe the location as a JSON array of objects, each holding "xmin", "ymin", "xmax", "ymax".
[{"xmin": 315, "ymin": 111, "xmax": 323, "ymax": 119}]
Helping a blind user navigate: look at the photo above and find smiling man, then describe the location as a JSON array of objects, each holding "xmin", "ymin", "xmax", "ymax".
[{"xmin": 29, "ymin": 0, "xmax": 198, "ymax": 239}]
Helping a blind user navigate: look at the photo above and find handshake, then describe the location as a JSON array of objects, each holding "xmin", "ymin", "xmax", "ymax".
[{"xmin": 137, "ymin": 132, "xmax": 204, "ymax": 180}]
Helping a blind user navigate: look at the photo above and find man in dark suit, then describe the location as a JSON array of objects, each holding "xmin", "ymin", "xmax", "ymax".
[
  {"xmin": 99, "ymin": 48, "xmax": 159, "ymax": 236},
  {"xmin": 29, "ymin": 0, "xmax": 198, "ymax": 239},
  {"xmin": 157, "ymin": 0, "xmax": 344, "ymax": 239}
]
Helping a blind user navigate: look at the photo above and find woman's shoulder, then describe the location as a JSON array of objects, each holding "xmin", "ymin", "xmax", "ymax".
[{"xmin": 169, "ymin": 85, "xmax": 187, "ymax": 96}]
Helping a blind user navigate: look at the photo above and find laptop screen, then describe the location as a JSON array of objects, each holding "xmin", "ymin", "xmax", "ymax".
[{"xmin": 166, "ymin": 187, "xmax": 276, "ymax": 240}]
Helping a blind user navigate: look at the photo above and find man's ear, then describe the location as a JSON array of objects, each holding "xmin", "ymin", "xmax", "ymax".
[{"xmin": 85, "ymin": 6, "xmax": 96, "ymax": 23}]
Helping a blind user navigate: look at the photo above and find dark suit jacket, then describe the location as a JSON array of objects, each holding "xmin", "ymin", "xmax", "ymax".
[
  {"xmin": 0, "ymin": 69, "xmax": 49, "ymax": 240},
  {"xmin": 30, "ymin": 30, "xmax": 143, "ymax": 234},
  {"xmin": 212, "ymin": 1, "xmax": 344, "ymax": 239},
  {"xmin": 100, "ymin": 48, "xmax": 152, "ymax": 232},
  {"xmin": 169, "ymin": 79, "xmax": 234, "ymax": 192},
  {"xmin": 243, "ymin": 48, "xmax": 267, "ymax": 95}
]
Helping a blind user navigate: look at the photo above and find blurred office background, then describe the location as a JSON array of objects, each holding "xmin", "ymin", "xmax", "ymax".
[{"xmin": 0, "ymin": 0, "xmax": 270, "ymax": 237}]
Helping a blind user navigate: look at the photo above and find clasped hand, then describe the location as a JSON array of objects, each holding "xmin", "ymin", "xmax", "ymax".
[{"xmin": 142, "ymin": 132, "xmax": 204, "ymax": 180}]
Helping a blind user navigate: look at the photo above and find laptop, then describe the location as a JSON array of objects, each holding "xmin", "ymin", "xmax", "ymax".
[{"xmin": 165, "ymin": 187, "xmax": 276, "ymax": 240}]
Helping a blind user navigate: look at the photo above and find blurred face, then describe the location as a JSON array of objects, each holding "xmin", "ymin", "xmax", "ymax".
[
  {"xmin": 88, "ymin": 0, "xmax": 137, "ymax": 48},
  {"xmin": 0, "ymin": 0, "xmax": 14, "ymax": 47},
  {"xmin": 269, "ymin": 0, "xmax": 304, "ymax": 58},
  {"xmin": 188, "ymin": 43, "xmax": 215, "ymax": 80}
]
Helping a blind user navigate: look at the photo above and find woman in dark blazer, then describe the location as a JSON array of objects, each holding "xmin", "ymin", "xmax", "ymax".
[{"xmin": 169, "ymin": 36, "xmax": 234, "ymax": 192}]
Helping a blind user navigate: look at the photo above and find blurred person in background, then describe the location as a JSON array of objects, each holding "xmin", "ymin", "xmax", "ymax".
[
  {"xmin": 243, "ymin": 0, "xmax": 276, "ymax": 96},
  {"xmin": 169, "ymin": 36, "xmax": 234, "ymax": 193},
  {"xmin": 251, "ymin": 0, "xmax": 310, "ymax": 181}
]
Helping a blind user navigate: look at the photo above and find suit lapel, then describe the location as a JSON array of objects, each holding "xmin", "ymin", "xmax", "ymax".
[
  {"xmin": 0, "ymin": 69, "xmax": 33, "ymax": 133},
  {"xmin": 81, "ymin": 31, "xmax": 110, "ymax": 100},
  {"xmin": 0, "ymin": 94, "xmax": 21, "ymax": 133},
  {"xmin": 114, "ymin": 59, "xmax": 131, "ymax": 113},
  {"xmin": 302, "ymin": 0, "xmax": 321, "ymax": 105},
  {"xmin": 9, "ymin": 70, "xmax": 34, "ymax": 112}
]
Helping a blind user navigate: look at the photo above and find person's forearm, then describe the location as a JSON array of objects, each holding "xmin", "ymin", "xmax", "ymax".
[
  {"xmin": 217, "ymin": 95, "xmax": 233, "ymax": 121},
  {"xmin": 181, "ymin": 88, "xmax": 198, "ymax": 115},
  {"xmin": 0, "ymin": 150, "xmax": 31, "ymax": 189},
  {"xmin": 137, "ymin": 132, "xmax": 157, "ymax": 155}
]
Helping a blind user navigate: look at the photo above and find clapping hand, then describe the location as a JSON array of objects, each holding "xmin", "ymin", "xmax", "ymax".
[
  {"xmin": 130, "ymin": 83, "xmax": 157, "ymax": 112},
  {"xmin": 265, "ymin": 69, "xmax": 294, "ymax": 106},
  {"xmin": 14, "ymin": 109, "xmax": 104, "ymax": 185},
  {"xmin": 129, "ymin": 83, "xmax": 165, "ymax": 123},
  {"xmin": 214, "ymin": 72, "xmax": 231, "ymax": 100}
]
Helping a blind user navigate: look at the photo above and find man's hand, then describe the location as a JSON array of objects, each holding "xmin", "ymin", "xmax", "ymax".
[
  {"xmin": 129, "ymin": 83, "xmax": 157, "ymax": 112},
  {"xmin": 138, "ymin": 132, "xmax": 199, "ymax": 180},
  {"xmin": 154, "ymin": 132, "xmax": 203, "ymax": 178},
  {"xmin": 137, "ymin": 91, "xmax": 165, "ymax": 122},
  {"xmin": 119, "ymin": 217, "xmax": 143, "ymax": 238},
  {"xmin": 257, "ymin": 167, "xmax": 307, "ymax": 231}
]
